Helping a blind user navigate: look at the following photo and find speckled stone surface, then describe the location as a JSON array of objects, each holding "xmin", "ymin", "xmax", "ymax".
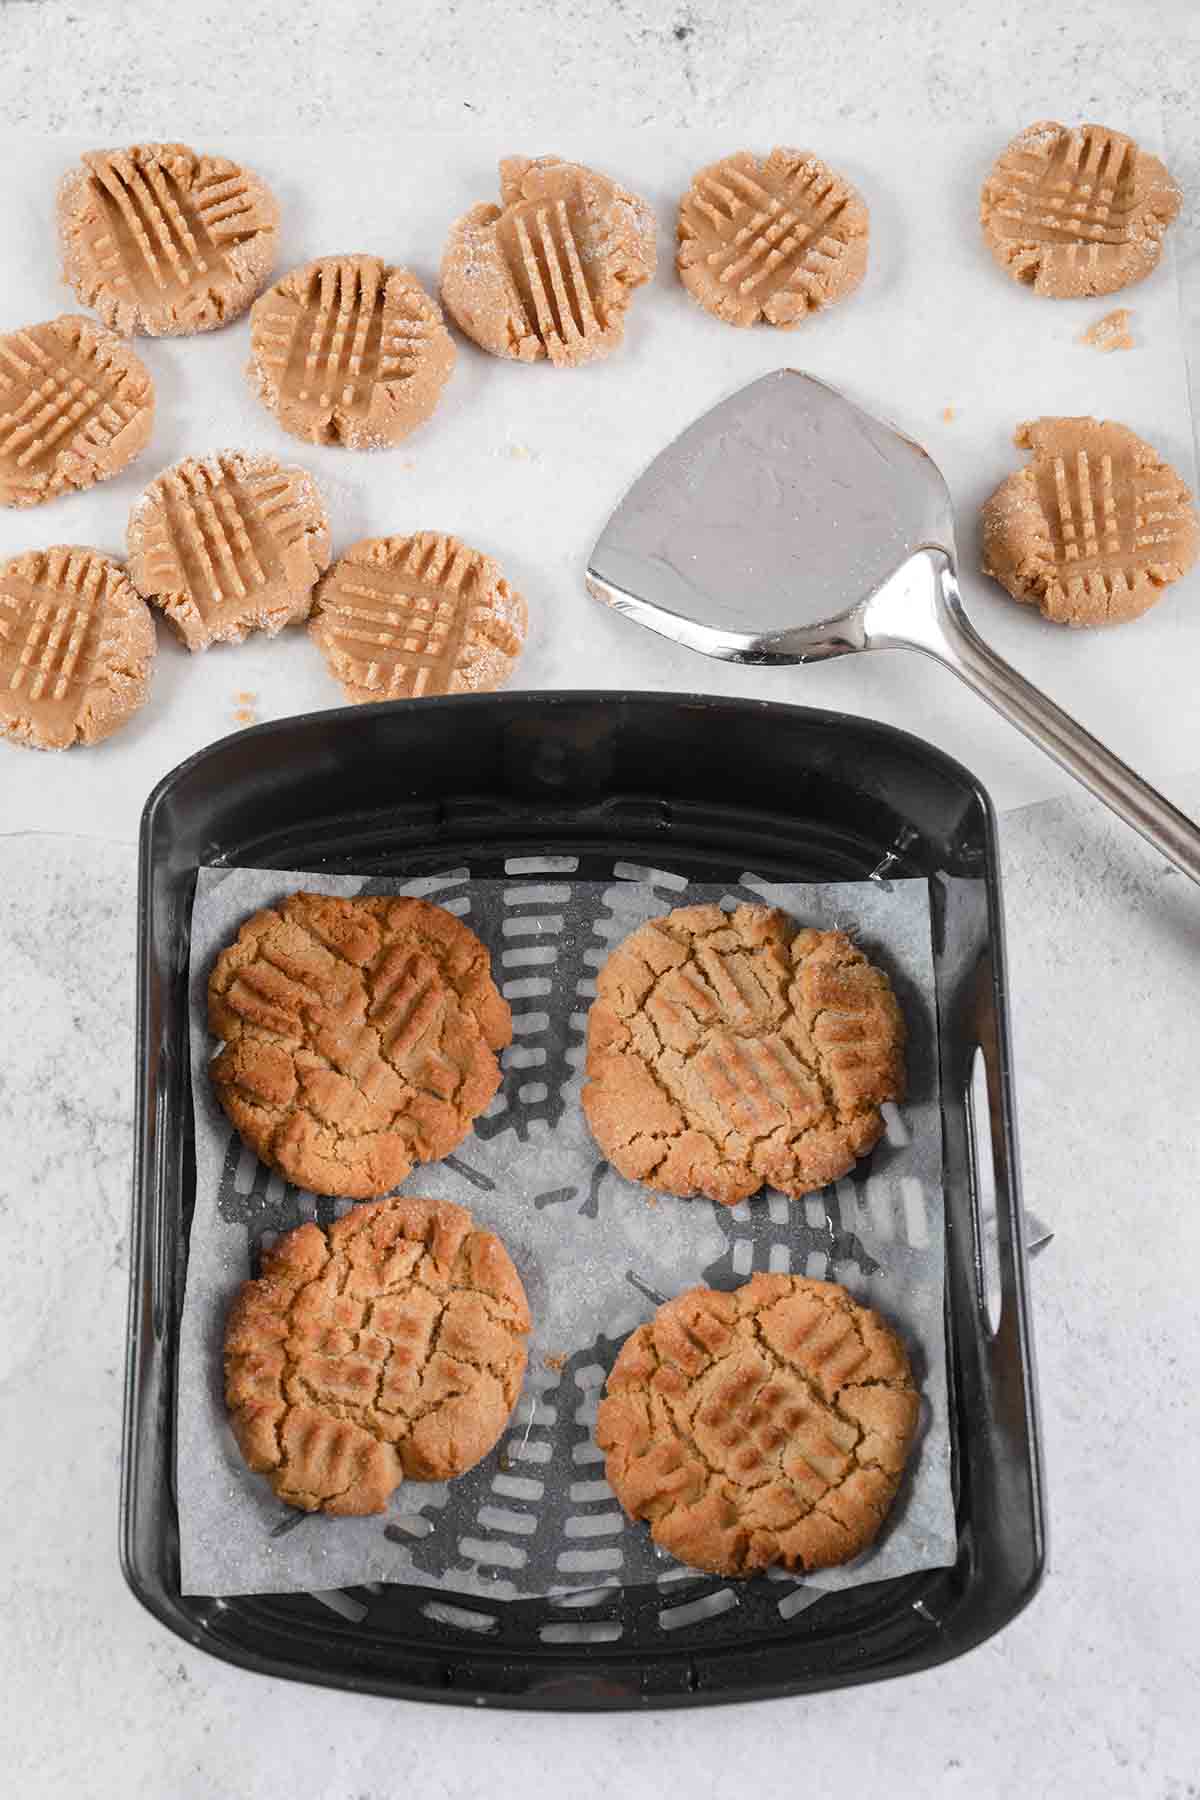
[{"xmin": 2, "ymin": 2, "xmax": 1200, "ymax": 1795}]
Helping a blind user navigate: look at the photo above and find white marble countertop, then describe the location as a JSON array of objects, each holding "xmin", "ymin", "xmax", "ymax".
[{"xmin": 3, "ymin": 2, "xmax": 1200, "ymax": 1796}]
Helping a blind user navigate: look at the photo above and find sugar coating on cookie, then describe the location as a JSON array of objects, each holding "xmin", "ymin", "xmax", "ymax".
[
  {"xmin": 980, "ymin": 121, "xmax": 1180, "ymax": 299},
  {"xmin": 310, "ymin": 531, "xmax": 527, "ymax": 704},
  {"xmin": 126, "ymin": 451, "xmax": 331, "ymax": 650},
  {"xmin": 0, "ymin": 314, "xmax": 154, "ymax": 509},
  {"xmin": 582, "ymin": 904, "xmax": 905, "ymax": 1207},
  {"xmin": 981, "ymin": 416, "xmax": 1199, "ymax": 626},
  {"xmin": 677, "ymin": 147, "xmax": 869, "ymax": 328},
  {"xmin": 57, "ymin": 143, "xmax": 280, "ymax": 337},
  {"xmin": 224, "ymin": 1196, "xmax": 532, "ymax": 1512},
  {"xmin": 440, "ymin": 155, "xmax": 657, "ymax": 368},
  {"xmin": 248, "ymin": 255, "xmax": 455, "ymax": 449},
  {"xmin": 208, "ymin": 891, "xmax": 511, "ymax": 1199},
  {"xmin": 0, "ymin": 545, "xmax": 156, "ymax": 751},
  {"xmin": 597, "ymin": 1274, "xmax": 919, "ymax": 1577}
]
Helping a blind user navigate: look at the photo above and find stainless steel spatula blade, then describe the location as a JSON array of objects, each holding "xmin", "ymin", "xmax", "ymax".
[
  {"xmin": 587, "ymin": 369, "xmax": 954, "ymax": 662},
  {"xmin": 586, "ymin": 371, "xmax": 1200, "ymax": 885}
]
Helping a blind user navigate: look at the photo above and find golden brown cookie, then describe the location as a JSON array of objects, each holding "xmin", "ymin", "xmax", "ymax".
[
  {"xmin": 209, "ymin": 891, "xmax": 511, "ymax": 1199},
  {"xmin": 247, "ymin": 255, "xmax": 455, "ymax": 449},
  {"xmin": 0, "ymin": 545, "xmax": 155, "ymax": 750},
  {"xmin": 582, "ymin": 904, "xmax": 905, "ymax": 1207},
  {"xmin": 981, "ymin": 416, "xmax": 1200, "ymax": 626},
  {"xmin": 57, "ymin": 143, "xmax": 280, "ymax": 336},
  {"xmin": 309, "ymin": 531, "xmax": 527, "ymax": 704},
  {"xmin": 677, "ymin": 147, "xmax": 869, "ymax": 328},
  {"xmin": 224, "ymin": 1195, "xmax": 531, "ymax": 1512},
  {"xmin": 596, "ymin": 1274, "xmax": 919, "ymax": 1577},
  {"xmin": 0, "ymin": 314, "xmax": 154, "ymax": 509},
  {"xmin": 126, "ymin": 451, "xmax": 331, "ymax": 650},
  {"xmin": 440, "ymin": 155, "xmax": 657, "ymax": 367},
  {"xmin": 980, "ymin": 121, "xmax": 1181, "ymax": 299}
]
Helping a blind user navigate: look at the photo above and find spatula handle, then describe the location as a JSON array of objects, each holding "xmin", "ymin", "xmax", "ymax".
[{"xmin": 929, "ymin": 558, "xmax": 1200, "ymax": 886}]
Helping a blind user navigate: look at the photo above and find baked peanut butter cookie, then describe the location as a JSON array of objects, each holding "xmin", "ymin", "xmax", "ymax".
[
  {"xmin": 248, "ymin": 255, "xmax": 455, "ymax": 448},
  {"xmin": 310, "ymin": 531, "xmax": 527, "ymax": 703},
  {"xmin": 981, "ymin": 416, "xmax": 1199, "ymax": 625},
  {"xmin": 0, "ymin": 545, "xmax": 155, "ymax": 750},
  {"xmin": 209, "ymin": 892, "xmax": 511, "ymax": 1198},
  {"xmin": 440, "ymin": 155, "xmax": 657, "ymax": 367},
  {"xmin": 127, "ymin": 451, "xmax": 331, "ymax": 649},
  {"xmin": 0, "ymin": 314, "xmax": 154, "ymax": 508},
  {"xmin": 58, "ymin": 143, "xmax": 280, "ymax": 336},
  {"xmin": 597, "ymin": 1274, "xmax": 919, "ymax": 1577},
  {"xmin": 225, "ymin": 1196, "xmax": 531, "ymax": 1512},
  {"xmin": 582, "ymin": 904, "xmax": 905, "ymax": 1206},
  {"xmin": 980, "ymin": 120, "xmax": 1180, "ymax": 299},
  {"xmin": 677, "ymin": 147, "xmax": 868, "ymax": 328}
]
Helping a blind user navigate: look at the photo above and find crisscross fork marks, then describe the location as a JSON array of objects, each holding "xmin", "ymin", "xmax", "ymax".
[
  {"xmin": 992, "ymin": 126, "xmax": 1138, "ymax": 247},
  {"xmin": 157, "ymin": 460, "xmax": 283, "ymax": 613},
  {"xmin": 694, "ymin": 163, "xmax": 849, "ymax": 299},
  {"xmin": 0, "ymin": 330, "xmax": 130, "ymax": 475},
  {"xmin": 83, "ymin": 149, "xmax": 234, "ymax": 301},
  {"xmin": 284, "ymin": 258, "xmax": 386, "ymax": 414},
  {"xmin": 223, "ymin": 1196, "xmax": 531, "ymax": 1511},
  {"xmin": 0, "ymin": 551, "xmax": 105, "ymax": 702},
  {"xmin": 597, "ymin": 1275, "xmax": 919, "ymax": 1576}
]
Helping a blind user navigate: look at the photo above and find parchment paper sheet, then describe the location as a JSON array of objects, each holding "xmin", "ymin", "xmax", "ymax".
[
  {"xmin": 178, "ymin": 862, "xmax": 956, "ymax": 1606},
  {"xmin": 0, "ymin": 112, "xmax": 1195, "ymax": 838}
]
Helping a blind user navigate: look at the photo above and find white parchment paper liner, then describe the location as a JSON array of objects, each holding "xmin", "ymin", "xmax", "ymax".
[{"xmin": 177, "ymin": 861, "xmax": 956, "ymax": 1608}]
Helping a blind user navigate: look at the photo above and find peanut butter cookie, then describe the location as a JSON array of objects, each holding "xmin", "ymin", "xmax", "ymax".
[
  {"xmin": 440, "ymin": 155, "xmax": 657, "ymax": 367},
  {"xmin": 209, "ymin": 892, "xmax": 511, "ymax": 1199},
  {"xmin": 58, "ymin": 143, "xmax": 280, "ymax": 336},
  {"xmin": 980, "ymin": 121, "xmax": 1180, "ymax": 299},
  {"xmin": 582, "ymin": 904, "xmax": 905, "ymax": 1207},
  {"xmin": 677, "ymin": 147, "xmax": 869, "ymax": 328},
  {"xmin": 597, "ymin": 1274, "xmax": 919, "ymax": 1577},
  {"xmin": 248, "ymin": 255, "xmax": 455, "ymax": 449},
  {"xmin": 981, "ymin": 416, "xmax": 1199, "ymax": 625},
  {"xmin": 126, "ymin": 451, "xmax": 331, "ymax": 649},
  {"xmin": 0, "ymin": 314, "xmax": 154, "ymax": 508},
  {"xmin": 0, "ymin": 545, "xmax": 156, "ymax": 750},
  {"xmin": 309, "ymin": 531, "xmax": 527, "ymax": 703},
  {"xmin": 225, "ymin": 1196, "xmax": 531, "ymax": 1512}
]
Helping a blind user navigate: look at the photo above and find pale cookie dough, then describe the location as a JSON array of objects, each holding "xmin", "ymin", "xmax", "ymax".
[
  {"xmin": 0, "ymin": 314, "xmax": 154, "ymax": 509},
  {"xmin": 225, "ymin": 1196, "xmax": 532, "ymax": 1512},
  {"xmin": 127, "ymin": 451, "xmax": 331, "ymax": 650},
  {"xmin": 582, "ymin": 903, "xmax": 906, "ymax": 1208},
  {"xmin": 248, "ymin": 255, "xmax": 455, "ymax": 448},
  {"xmin": 208, "ymin": 891, "xmax": 511, "ymax": 1199},
  {"xmin": 677, "ymin": 147, "xmax": 869, "ymax": 328},
  {"xmin": 440, "ymin": 156, "xmax": 657, "ymax": 367},
  {"xmin": 596, "ymin": 1274, "xmax": 919, "ymax": 1577},
  {"xmin": 310, "ymin": 531, "xmax": 527, "ymax": 703},
  {"xmin": 0, "ymin": 545, "xmax": 156, "ymax": 750},
  {"xmin": 982, "ymin": 416, "xmax": 1199, "ymax": 625},
  {"xmin": 980, "ymin": 121, "xmax": 1180, "ymax": 299},
  {"xmin": 58, "ymin": 143, "xmax": 280, "ymax": 336}
]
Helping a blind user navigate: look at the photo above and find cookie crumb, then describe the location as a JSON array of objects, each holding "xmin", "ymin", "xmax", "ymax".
[
  {"xmin": 505, "ymin": 443, "xmax": 534, "ymax": 461},
  {"xmin": 233, "ymin": 708, "xmax": 257, "ymax": 726},
  {"xmin": 942, "ymin": 406, "xmax": 956, "ymax": 423},
  {"xmin": 1080, "ymin": 308, "xmax": 1134, "ymax": 353},
  {"xmin": 544, "ymin": 1353, "xmax": 566, "ymax": 1372},
  {"xmin": 234, "ymin": 690, "xmax": 258, "ymax": 704}
]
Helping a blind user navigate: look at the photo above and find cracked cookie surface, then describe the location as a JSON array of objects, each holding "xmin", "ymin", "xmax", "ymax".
[
  {"xmin": 596, "ymin": 1273, "xmax": 919, "ymax": 1576},
  {"xmin": 209, "ymin": 892, "xmax": 511, "ymax": 1199},
  {"xmin": 224, "ymin": 1195, "xmax": 531, "ymax": 1511},
  {"xmin": 581, "ymin": 904, "xmax": 905, "ymax": 1207}
]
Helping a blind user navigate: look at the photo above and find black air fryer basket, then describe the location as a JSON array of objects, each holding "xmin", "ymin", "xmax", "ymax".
[{"xmin": 122, "ymin": 692, "xmax": 1045, "ymax": 1708}]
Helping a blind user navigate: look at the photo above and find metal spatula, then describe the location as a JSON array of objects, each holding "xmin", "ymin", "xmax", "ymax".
[{"xmin": 586, "ymin": 370, "xmax": 1200, "ymax": 886}]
